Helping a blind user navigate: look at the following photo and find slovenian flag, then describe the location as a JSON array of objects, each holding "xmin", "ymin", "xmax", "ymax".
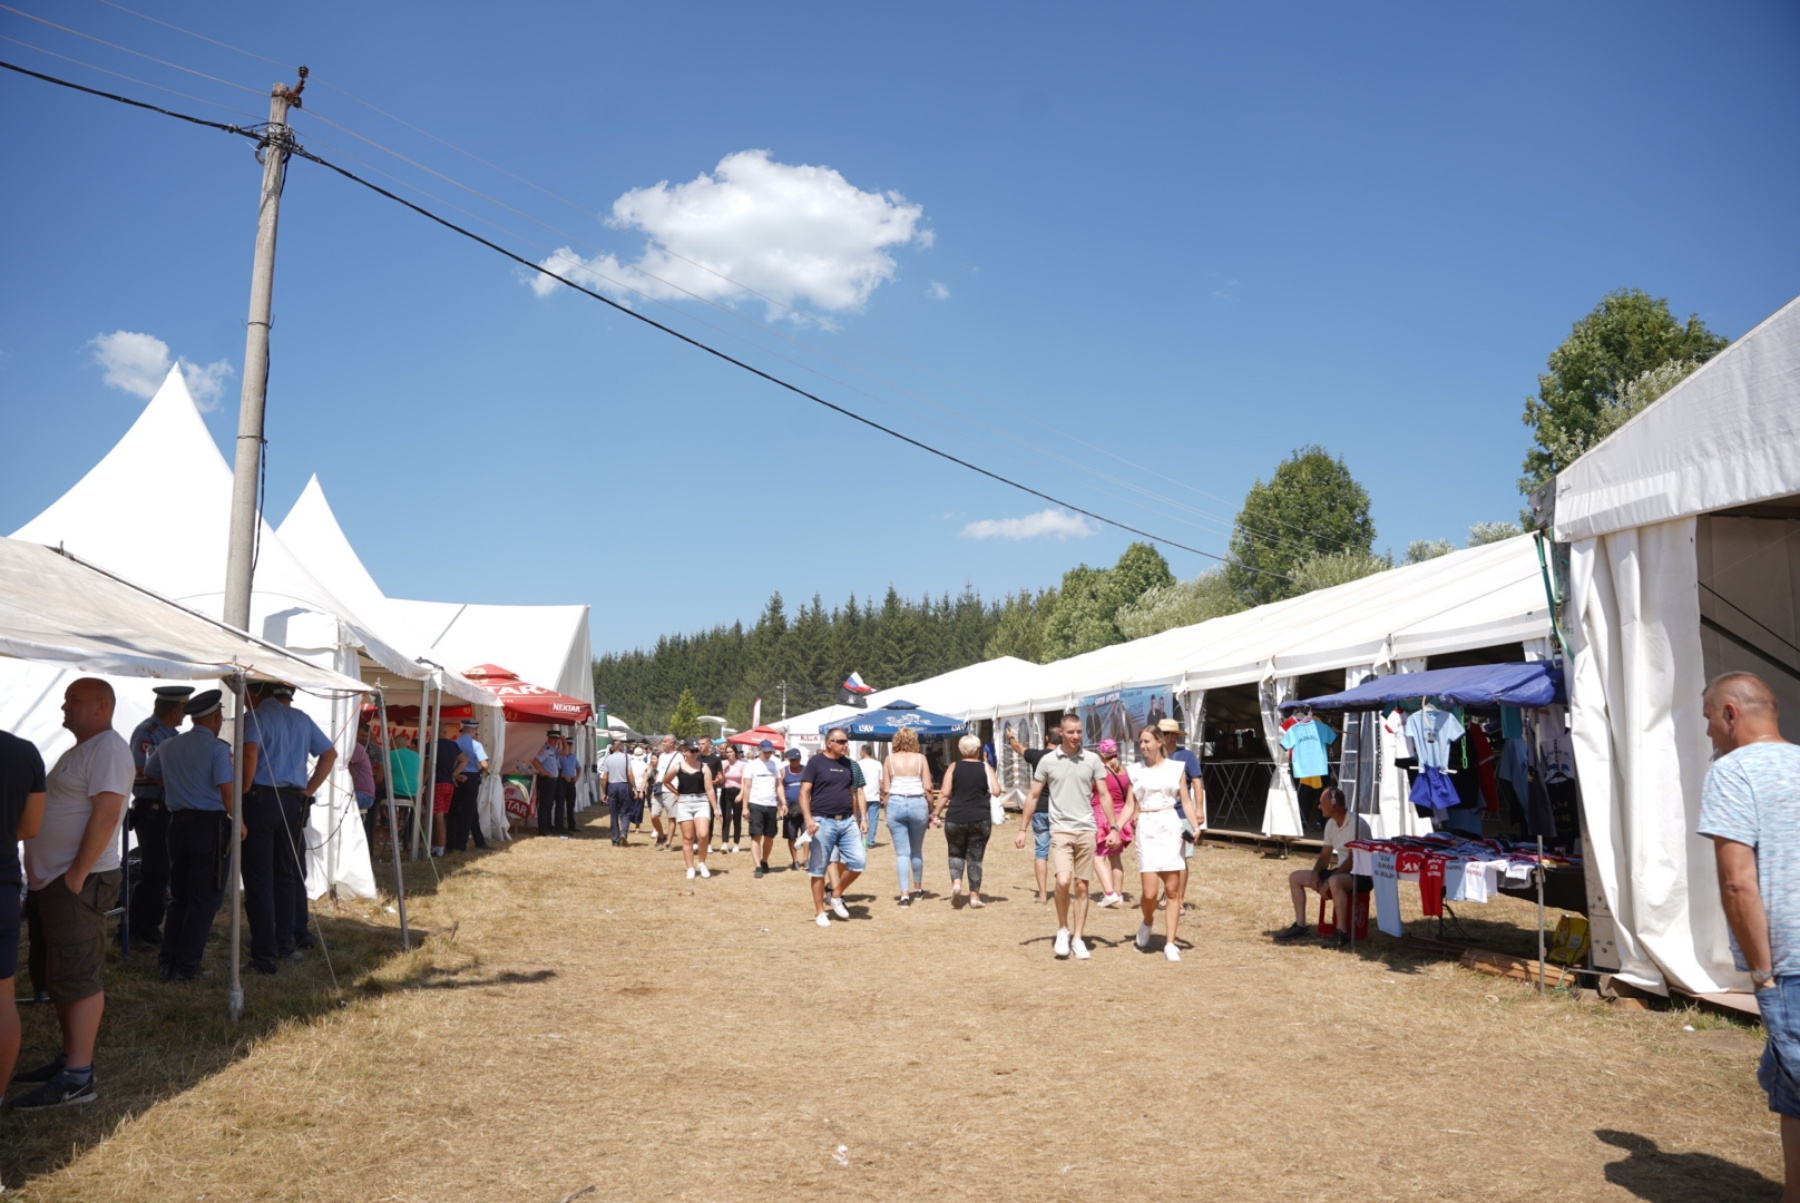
[{"xmin": 843, "ymin": 672, "xmax": 873, "ymax": 694}]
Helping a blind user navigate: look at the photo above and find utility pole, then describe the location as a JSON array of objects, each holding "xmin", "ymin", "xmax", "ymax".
[{"xmin": 222, "ymin": 68, "xmax": 306, "ymax": 630}]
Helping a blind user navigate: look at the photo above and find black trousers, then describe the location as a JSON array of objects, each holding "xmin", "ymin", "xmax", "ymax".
[
  {"xmin": 555, "ymin": 779, "xmax": 577, "ymax": 830},
  {"xmin": 716, "ymin": 788, "xmax": 742, "ymax": 844},
  {"xmin": 126, "ymin": 794, "xmax": 170, "ymax": 942},
  {"xmin": 242, "ymin": 786, "xmax": 307, "ymax": 966},
  {"xmin": 536, "ymin": 776, "xmax": 558, "ymax": 834},
  {"xmin": 446, "ymin": 775, "xmax": 482, "ymax": 851},
  {"xmin": 162, "ymin": 810, "xmax": 228, "ymax": 974}
]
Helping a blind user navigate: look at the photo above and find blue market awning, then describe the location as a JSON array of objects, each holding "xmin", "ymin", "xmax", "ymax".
[
  {"xmin": 1283, "ymin": 662, "xmax": 1564, "ymax": 712},
  {"xmin": 835, "ymin": 700, "xmax": 968, "ymax": 741}
]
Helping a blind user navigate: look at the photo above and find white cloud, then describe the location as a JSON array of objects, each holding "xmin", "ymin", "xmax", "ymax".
[
  {"xmin": 926, "ymin": 280, "xmax": 951, "ymax": 301},
  {"xmin": 88, "ymin": 330, "xmax": 234, "ymax": 411},
  {"xmin": 960, "ymin": 509, "xmax": 1098, "ymax": 541},
  {"xmin": 529, "ymin": 150, "xmax": 928, "ymax": 318}
]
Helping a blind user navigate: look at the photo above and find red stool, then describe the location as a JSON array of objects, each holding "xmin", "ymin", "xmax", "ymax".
[{"xmin": 1318, "ymin": 892, "xmax": 1371, "ymax": 939}]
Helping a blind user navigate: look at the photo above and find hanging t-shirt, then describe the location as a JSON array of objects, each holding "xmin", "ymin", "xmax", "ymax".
[
  {"xmin": 1537, "ymin": 710, "xmax": 1576, "ymax": 783},
  {"xmin": 1383, "ymin": 709, "xmax": 1415, "ymax": 760},
  {"xmin": 1280, "ymin": 719, "xmax": 1337, "ymax": 780},
  {"xmin": 1405, "ymin": 709, "xmax": 1465, "ymax": 771}
]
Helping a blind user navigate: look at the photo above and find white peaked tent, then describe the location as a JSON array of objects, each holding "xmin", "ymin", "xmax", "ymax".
[
  {"xmin": 781, "ymin": 656, "xmax": 1048, "ymax": 742},
  {"xmin": 1556, "ymin": 292, "xmax": 1800, "ymax": 998},
  {"xmin": 5, "ymin": 368, "xmax": 431, "ymax": 898}
]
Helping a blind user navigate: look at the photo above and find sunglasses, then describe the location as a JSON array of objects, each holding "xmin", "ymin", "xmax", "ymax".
[{"xmin": 827, "ymin": 738, "xmax": 848, "ymax": 746}]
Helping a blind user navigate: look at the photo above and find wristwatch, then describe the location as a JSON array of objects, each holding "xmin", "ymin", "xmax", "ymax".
[{"xmin": 1752, "ymin": 969, "xmax": 1777, "ymax": 990}]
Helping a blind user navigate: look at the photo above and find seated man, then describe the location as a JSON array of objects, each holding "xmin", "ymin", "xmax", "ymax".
[{"xmin": 1274, "ymin": 786, "xmax": 1371, "ymax": 947}]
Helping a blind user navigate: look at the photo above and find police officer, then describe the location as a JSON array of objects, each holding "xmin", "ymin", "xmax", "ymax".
[
  {"xmin": 448, "ymin": 717, "xmax": 489, "ymax": 852},
  {"xmin": 241, "ymin": 682, "xmax": 336, "ymax": 974},
  {"xmin": 143, "ymin": 689, "xmax": 237, "ymax": 981},
  {"xmin": 124, "ymin": 684, "xmax": 191, "ymax": 948},
  {"xmin": 533, "ymin": 730, "xmax": 563, "ymax": 836},
  {"xmin": 558, "ymin": 733, "xmax": 581, "ymax": 833}
]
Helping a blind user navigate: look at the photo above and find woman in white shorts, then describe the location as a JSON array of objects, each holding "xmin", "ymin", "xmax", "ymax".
[
  {"xmin": 1110, "ymin": 725, "xmax": 1194, "ymax": 962},
  {"xmin": 662, "ymin": 741, "xmax": 717, "ymax": 880}
]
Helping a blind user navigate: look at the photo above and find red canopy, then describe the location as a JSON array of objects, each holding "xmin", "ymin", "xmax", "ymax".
[
  {"xmin": 725, "ymin": 725, "xmax": 786, "ymax": 751},
  {"xmin": 462, "ymin": 664, "xmax": 594, "ymax": 725}
]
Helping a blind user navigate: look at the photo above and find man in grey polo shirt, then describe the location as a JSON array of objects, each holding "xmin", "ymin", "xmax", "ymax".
[{"xmin": 1016, "ymin": 713, "xmax": 1106, "ymax": 961}]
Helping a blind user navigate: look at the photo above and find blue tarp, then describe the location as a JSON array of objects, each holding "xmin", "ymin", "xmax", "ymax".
[
  {"xmin": 1282, "ymin": 662, "xmax": 1564, "ymax": 712},
  {"xmin": 835, "ymin": 699, "xmax": 968, "ymax": 741}
]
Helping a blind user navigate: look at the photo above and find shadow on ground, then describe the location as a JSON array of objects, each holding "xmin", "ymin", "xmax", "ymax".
[{"xmin": 1596, "ymin": 1129, "xmax": 1781, "ymax": 1202}]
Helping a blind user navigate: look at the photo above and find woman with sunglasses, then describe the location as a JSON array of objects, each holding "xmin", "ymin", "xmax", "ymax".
[
  {"xmin": 715, "ymin": 744, "xmax": 745, "ymax": 854},
  {"xmin": 662, "ymin": 741, "xmax": 717, "ymax": 879},
  {"xmin": 1110, "ymin": 725, "xmax": 1193, "ymax": 960}
]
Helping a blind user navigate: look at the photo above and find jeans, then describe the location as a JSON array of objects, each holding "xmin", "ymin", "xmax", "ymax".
[
  {"xmin": 1758, "ymin": 975, "xmax": 1800, "ymax": 1119},
  {"xmin": 806, "ymin": 815, "xmax": 867, "ymax": 877},
  {"xmin": 864, "ymin": 798, "xmax": 883, "ymax": 845},
  {"xmin": 1031, "ymin": 810, "xmax": 1051, "ymax": 860},
  {"xmin": 886, "ymin": 796, "xmax": 928, "ymax": 892},
  {"xmin": 944, "ymin": 819, "xmax": 993, "ymax": 892}
]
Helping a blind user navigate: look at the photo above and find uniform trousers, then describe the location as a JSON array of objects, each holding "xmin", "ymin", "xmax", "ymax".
[
  {"xmin": 161, "ymin": 810, "xmax": 228, "ymax": 975},
  {"xmin": 446, "ymin": 774, "xmax": 483, "ymax": 851},
  {"xmin": 242, "ymin": 786, "xmax": 307, "ymax": 967},
  {"xmin": 126, "ymin": 793, "xmax": 171, "ymax": 943},
  {"xmin": 555, "ymin": 779, "xmax": 577, "ymax": 830},
  {"xmin": 536, "ymin": 776, "xmax": 559, "ymax": 834}
]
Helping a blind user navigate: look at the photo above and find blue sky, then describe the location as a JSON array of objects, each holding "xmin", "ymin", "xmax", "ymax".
[{"xmin": 3, "ymin": 1, "xmax": 1797, "ymax": 656}]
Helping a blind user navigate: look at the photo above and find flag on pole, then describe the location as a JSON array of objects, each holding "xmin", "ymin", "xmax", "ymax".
[{"xmin": 843, "ymin": 672, "xmax": 873, "ymax": 694}]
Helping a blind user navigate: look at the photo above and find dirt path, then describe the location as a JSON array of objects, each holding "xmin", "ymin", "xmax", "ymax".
[{"xmin": 4, "ymin": 815, "xmax": 1781, "ymax": 1202}]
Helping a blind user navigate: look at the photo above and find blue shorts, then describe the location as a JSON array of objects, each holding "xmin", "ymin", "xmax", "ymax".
[
  {"xmin": 1031, "ymin": 811, "xmax": 1051, "ymax": 860},
  {"xmin": 807, "ymin": 815, "xmax": 867, "ymax": 878},
  {"xmin": 1409, "ymin": 766, "xmax": 1459, "ymax": 813},
  {"xmin": 1757, "ymin": 976, "xmax": 1800, "ymax": 1119}
]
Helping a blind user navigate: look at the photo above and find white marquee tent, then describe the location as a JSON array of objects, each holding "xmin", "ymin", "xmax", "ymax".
[
  {"xmin": 780, "ymin": 656, "xmax": 1048, "ymax": 746},
  {"xmin": 1556, "ymin": 291, "xmax": 1800, "ymax": 998}
]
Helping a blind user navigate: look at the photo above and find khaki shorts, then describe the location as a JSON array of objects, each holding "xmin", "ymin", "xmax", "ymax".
[
  {"xmin": 1048, "ymin": 829, "xmax": 1095, "ymax": 883},
  {"xmin": 26, "ymin": 869, "xmax": 121, "ymax": 1004},
  {"xmin": 650, "ymin": 791, "xmax": 679, "ymax": 819}
]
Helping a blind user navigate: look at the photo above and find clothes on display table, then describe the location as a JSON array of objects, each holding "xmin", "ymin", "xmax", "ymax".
[{"xmin": 1347, "ymin": 832, "xmax": 1582, "ymax": 932}]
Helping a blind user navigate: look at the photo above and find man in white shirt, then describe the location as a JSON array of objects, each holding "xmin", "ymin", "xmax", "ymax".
[
  {"xmin": 628, "ymin": 746, "xmax": 650, "ymax": 834},
  {"xmin": 1273, "ymin": 787, "xmax": 1371, "ymax": 948},
  {"xmin": 741, "ymin": 740, "xmax": 784, "ymax": 877},
  {"xmin": 14, "ymin": 678, "xmax": 134, "ymax": 1109},
  {"xmin": 856, "ymin": 745, "xmax": 885, "ymax": 849},
  {"xmin": 650, "ymin": 735, "xmax": 682, "ymax": 851}
]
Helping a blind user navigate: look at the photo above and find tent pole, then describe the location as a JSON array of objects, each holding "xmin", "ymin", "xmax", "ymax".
[
  {"xmin": 1536, "ymin": 835, "xmax": 1548, "ymax": 996},
  {"xmin": 377, "ymin": 687, "xmax": 410, "ymax": 950},
  {"xmin": 417, "ymin": 679, "xmax": 441, "ymax": 860},
  {"xmin": 228, "ymin": 671, "xmax": 246, "ymax": 1024}
]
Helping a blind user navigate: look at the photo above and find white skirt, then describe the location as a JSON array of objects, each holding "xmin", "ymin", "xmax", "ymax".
[{"xmin": 1134, "ymin": 808, "xmax": 1185, "ymax": 874}]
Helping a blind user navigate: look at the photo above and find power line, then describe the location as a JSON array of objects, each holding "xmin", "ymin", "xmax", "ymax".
[
  {"xmin": 0, "ymin": 4, "xmax": 263, "ymax": 94},
  {"xmin": 0, "ymin": 58, "xmax": 257, "ymax": 137},
  {"xmin": 0, "ymin": 33, "xmax": 262, "ymax": 119},
  {"xmin": 87, "ymin": 0, "xmax": 294, "ymax": 70}
]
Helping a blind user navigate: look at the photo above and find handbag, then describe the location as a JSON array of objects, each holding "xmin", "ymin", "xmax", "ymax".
[{"xmin": 990, "ymin": 794, "xmax": 1006, "ymax": 826}]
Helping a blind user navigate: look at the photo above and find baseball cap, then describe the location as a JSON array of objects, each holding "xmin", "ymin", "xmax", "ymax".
[
  {"xmin": 785, "ymin": 748, "xmax": 802, "ymax": 760},
  {"xmin": 759, "ymin": 739, "xmax": 775, "ymax": 751}
]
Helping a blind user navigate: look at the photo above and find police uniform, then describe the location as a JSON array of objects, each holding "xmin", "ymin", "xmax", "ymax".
[
  {"xmin": 448, "ymin": 722, "xmax": 488, "ymax": 852},
  {"xmin": 558, "ymin": 744, "xmax": 581, "ymax": 832},
  {"xmin": 144, "ymin": 690, "xmax": 233, "ymax": 980},
  {"xmin": 125, "ymin": 685, "xmax": 191, "ymax": 946},
  {"xmin": 242, "ymin": 688, "xmax": 332, "ymax": 971},
  {"xmin": 533, "ymin": 735, "xmax": 563, "ymax": 835}
]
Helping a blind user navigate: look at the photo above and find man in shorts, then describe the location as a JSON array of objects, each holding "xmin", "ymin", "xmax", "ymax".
[
  {"xmin": 1, "ymin": 725, "xmax": 47, "ymax": 1108},
  {"xmin": 1007, "ymin": 724, "xmax": 1059, "ymax": 904},
  {"xmin": 742, "ymin": 739, "xmax": 783, "ymax": 877},
  {"xmin": 650, "ymin": 735, "xmax": 681, "ymax": 850},
  {"xmin": 1698, "ymin": 671, "xmax": 1800, "ymax": 1196},
  {"xmin": 1017, "ymin": 713, "xmax": 1106, "ymax": 960},
  {"xmin": 1273, "ymin": 786, "xmax": 1370, "ymax": 947},
  {"xmin": 13, "ymin": 678, "xmax": 133, "ymax": 1108},
  {"xmin": 799, "ymin": 729, "xmax": 866, "ymax": 928}
]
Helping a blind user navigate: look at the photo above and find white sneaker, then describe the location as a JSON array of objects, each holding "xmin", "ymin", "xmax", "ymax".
[
  {"xmin": 1135, "ymin": 923, "xmax": 1152, "ymax": 950},
  {"xmin": 1072, "ymin": 937, "xmax": 1091, "ymax": 960},
  {"xmin": 697, "ymin": 863, "xmax": 711, "ymax": 878},
  {"xmin": 1053, "ymin": 929, "xmax": 1072, "ymax": 959},
  {"xmin": 1164, "ymin": 945, "xmax": 1182, "ymax": 963},
  {"xmin": 830, "ymin": 896, "xmax": 850, "ymax": 920},
  {"xmin": 815, "ymin": 912, "xmax": 832, "ymax": 928},
  {"xmin": 685, "ymin": 868, "xmax": 697, "ymax": 880}
]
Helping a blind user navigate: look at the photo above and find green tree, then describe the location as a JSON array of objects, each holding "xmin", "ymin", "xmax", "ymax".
[
  {"xmin": 985, "ymin": 588, "xmax": 1057, "ymax": 662},
  {"xmin": 1521, "ymin": 289, "xmax": 1727, "ymax": 493},
  {"xmin": 1226, "ymin": 447, "xmax": 1375, "ymax": 608},
  {"xmin": 1114, "ymin": 567, "xmax": 1245, "ymax": 639},
  {"xmin": 1405, "ymin": 539, "xmax": 1454, "ymax": 565},
  {"xmin": 1040, "ymin": 542, "xmax": 1175, "ymax": 659},
  {"xmin": 1288, "ymin": 549, "xmax": 1393, "ymax": 594},
  {"xmin": 1467, "ymin": 520, "xmax": 1523, "ymax": 546},
  {"xmin": 667, "ymin": 687, "xmax": 702, "ymax": 738}
]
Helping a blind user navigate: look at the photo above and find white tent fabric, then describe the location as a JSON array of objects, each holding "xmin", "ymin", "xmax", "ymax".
[
  {"xmin": 1552, "ymin": 295, "xmax": 1800, "ymax": 998},
  {"xmin": 780, "ymin": 657, "xmax": 1047, "ymax": 739}
]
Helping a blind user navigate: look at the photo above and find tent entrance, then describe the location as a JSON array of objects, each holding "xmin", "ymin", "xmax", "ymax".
[{"xmin": 1698, "ymin": 506, "xmax": 1800, "ymax": 722}]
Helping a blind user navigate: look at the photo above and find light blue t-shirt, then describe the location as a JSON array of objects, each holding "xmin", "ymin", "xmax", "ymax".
[
  {"xmin": 246, "ymin": 700, "xmax": 333, "ymax": 788},
  {"xmin": 1699, "ymin": 741, "xmax": 1800, "ymax": 978},
  {"xmin": 1280, "ymin": 719, "xmax": 1337, "ymax": 779},
  {"xmin": 145, "ymin": 727, "xmax": 234, "ymax": 812},
  {"xmin": 1405, "ymin": 709, "xmax": 1464, "ymax": 771}
]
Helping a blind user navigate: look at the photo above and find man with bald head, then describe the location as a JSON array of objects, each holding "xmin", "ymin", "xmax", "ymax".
[
  {"xmin": 12, "ymin": 678, "xmax": 133, "ymax": 1109},
  {"xmin": 1698, "ymin": 671, "xmax": 1800, "ymax": 1198}
]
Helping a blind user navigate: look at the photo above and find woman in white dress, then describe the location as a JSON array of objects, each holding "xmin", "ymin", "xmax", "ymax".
[{"xmin": 1109, "ymin": 725, "xmax": 1194, "ymax": 961}]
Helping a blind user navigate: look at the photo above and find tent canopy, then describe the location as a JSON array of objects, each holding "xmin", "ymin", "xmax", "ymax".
[
  {"xmin": 463, "ymin": 664, "xmax": 592, "ymax": 724},
  {"xmin": 783, "ymin": 657, "xmax": 1044, "ymax": 736},
  {"xmin": 1284, "ymin": 662, "xmax": 1564, "ymax": 712},
  {"xmin": 835, "ymin": 701, "xmax": 968, "ymax": 742},
  {"xmin": 726, "ymin": 725, "xmax": 786, "ymax": 751}
]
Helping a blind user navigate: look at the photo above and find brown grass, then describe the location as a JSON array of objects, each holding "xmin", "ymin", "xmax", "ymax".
[{"xmin": 2, "ymin": 817, "xmax": 1780, "ymax": 1202}]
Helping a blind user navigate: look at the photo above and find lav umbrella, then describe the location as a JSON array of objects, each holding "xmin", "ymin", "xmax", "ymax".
[{"xmin": 835, "ymin": 700, "xmax": 968, "ymax": 743}]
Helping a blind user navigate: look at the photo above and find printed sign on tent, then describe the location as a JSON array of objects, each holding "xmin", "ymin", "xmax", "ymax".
[{"xmin": 1078, "ymin": 685, "xmax": 1173, "ymax": 749}]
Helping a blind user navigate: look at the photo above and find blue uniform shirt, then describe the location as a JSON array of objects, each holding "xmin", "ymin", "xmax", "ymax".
[
  {"xmin": 534, "ymin": 745, "xmax": 561, "ymax": 776},
  {"xmin": 129, "ymin": 714, "xmax": 181, "ymax": 800},
  {"xmin": 455, "ymin": 734, "xmax": 488, "ymax": 769},
  {"xmin": 559, "ymin": 751, "xmax": 580, "ymax": 779},
  {"xmin": 246, "ymin": 699, "xmax": 334, "ymax": 788},
  {"xmin": 145, "ymin": 727, "xmax": 234, "ymax": 812}
]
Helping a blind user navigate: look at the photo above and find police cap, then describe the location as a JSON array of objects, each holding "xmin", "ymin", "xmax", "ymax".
[{"xmin": 184, "ymin": 689, "xmax": 223, "ymax": 718}]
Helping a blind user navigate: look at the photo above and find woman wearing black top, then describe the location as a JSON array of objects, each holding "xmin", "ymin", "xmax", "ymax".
[
  {"xmin": 931, "ymin": 734, "xmax": 1000, "ymax": 909},
  {"xmin": 661, "ymin": 742, "xmax": 717, "ymax": 880}
]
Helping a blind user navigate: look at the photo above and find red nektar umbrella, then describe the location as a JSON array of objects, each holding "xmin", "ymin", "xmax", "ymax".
[
  {"xmin": 462, "ymin": 664, "xmax": 594, "ymax": 725},
  {"xmin": 725, "ymin": 725, "xmax": 786, "ymax": 751}
]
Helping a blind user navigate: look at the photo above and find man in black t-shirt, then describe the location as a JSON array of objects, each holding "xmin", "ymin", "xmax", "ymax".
[
  {"xmin": 799, "ymin": 729, "xmax": 867, "ymax": 928},
  {"xmin": 2, "ymin": 728, "xmax": 49, "ymax": 1096}
]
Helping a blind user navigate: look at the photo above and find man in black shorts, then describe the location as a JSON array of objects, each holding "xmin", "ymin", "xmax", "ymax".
[
  {"xmin": 780, "ymin": 748, "xmax": 807, "ymax": 869},
  {"xmin": 741, "ymin": 739, "xmax": 783, "ymax": 877},
  {"xmin": 1, "ymin": 726, "xmax": 48, "ymax": 1103}
]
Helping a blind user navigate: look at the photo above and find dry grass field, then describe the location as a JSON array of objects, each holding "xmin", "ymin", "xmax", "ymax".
[{"xmin": 2, "ymin": 810, "xmax": 1781, "ymax": 1202}]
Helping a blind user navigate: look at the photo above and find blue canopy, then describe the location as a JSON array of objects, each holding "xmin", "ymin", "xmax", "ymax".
[
  {"xmin": 1283, "ymin": 662, "xmax": 1564, "ymax": 712},
  {"xmin": 835, "ymin": 700, "xmax": 968, "ymax": 742}
]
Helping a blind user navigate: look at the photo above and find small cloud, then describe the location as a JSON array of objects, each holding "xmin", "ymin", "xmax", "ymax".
[
  {"xmin": 960, "ymin": 509, "xmax": 1098, "ymax": 541},
  {"xmin": 1209, "ymin": 273, "xmax": 1239, "ymax": 301},
  {"xmin": 926, "ymin": 280, "xmax": 951, "ymax": 301},
  {"xmin": 88, "ymin": 330, "xmax": 234, "ymax": 411}
]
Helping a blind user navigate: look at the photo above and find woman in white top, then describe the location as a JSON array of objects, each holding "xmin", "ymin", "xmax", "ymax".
[
  {"xmin": 1110, "ymin": 725, "xmax": 1194, "ymax": 961},
  {"xmin": 882, "ymin": 727, "xmax": 932, "ymax": 904}
]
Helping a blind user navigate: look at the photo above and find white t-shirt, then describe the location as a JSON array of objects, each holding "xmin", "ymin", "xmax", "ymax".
[
  {"xmin": 629, "ymin": 754, "xmax": 649, "ymax": 789},
  {"xmin": 741, "ymin": 756, "xmax": 782, "ymax": 805},
  {"xmin": 26, "ymin": 728, "xmax": 134, "ymax": 890},
  {"xmin": 654, "ymin": 751, "xmax": 681, "ymax": 793},
  {"xmin": 1322, "ymin": 812, "xmax": 1372, "ymax": 873},
  {"xmin": 856, "ymin": 756, "xmax": 883, "ymax": 800},
  {"xmin": 1127, "ymin": 757, "xmax": 1187, "ymax": 812}
]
